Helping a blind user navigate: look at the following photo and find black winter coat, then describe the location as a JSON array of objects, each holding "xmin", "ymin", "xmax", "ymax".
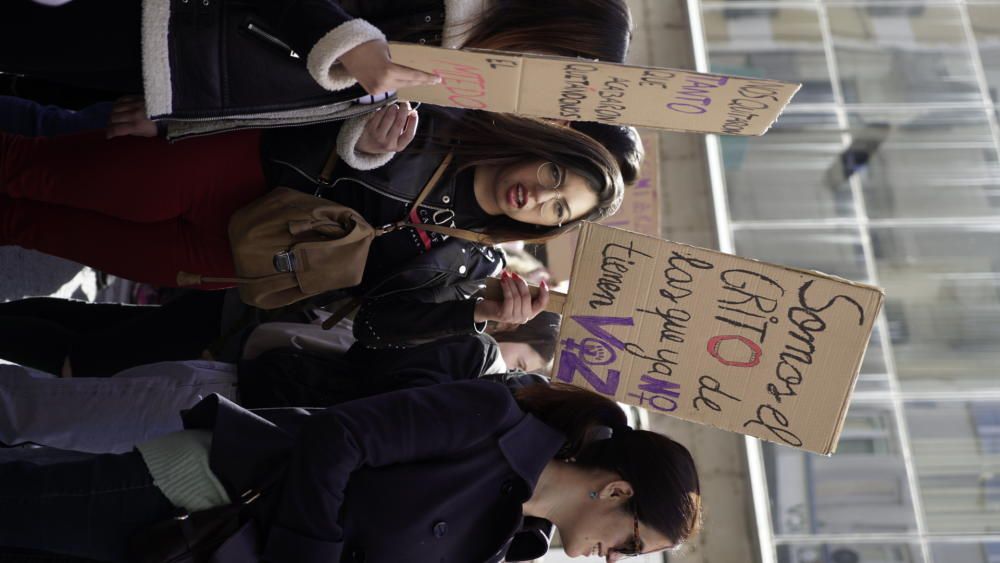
[
  {"xmin": 181, "ymin": 381, "xmax": 564, "ymax": 562},
  {"xmin": 258, "ymin": 112, "xmax": 505, "ymax": 346},
  {"xmin": 145, "ymin": 0, "xmax": 450, "ymax": 128},
  {"xmin": 236, "ymin": 333, "xmax": 503, "ymax": 408}
]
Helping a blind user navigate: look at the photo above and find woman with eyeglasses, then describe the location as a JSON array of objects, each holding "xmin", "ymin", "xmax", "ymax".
[
  {"xmin": 0, "ymin": 381, "xmax": 702, "ymax": 562},
  {"xmin": 0, "ymin": 106, "xmax": 639, "ymax": 337}
]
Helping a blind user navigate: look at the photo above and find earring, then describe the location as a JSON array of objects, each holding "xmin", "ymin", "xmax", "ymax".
[{"xmin": 589, "ymin": 491, "xmax": 598, "ymax": 500}]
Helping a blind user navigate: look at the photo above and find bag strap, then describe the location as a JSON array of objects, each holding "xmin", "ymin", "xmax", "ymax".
[
  {"xmin": 320, "ymin": 297, "xmax": 362, "ymax": 330},
  {"xmin": 384, "ymin": 152, "xmax": 560, "ymax": 246},
  {"xmin": 406, "ymin": 152, "xmax": 453, "ymax": 214},
  {"xmin": 328, "ymin": 147, "xmax": 561, "ymax": 246},
  {"xmin": 390, "ymin": 221, "xmax": 566, "ymax": 245}
]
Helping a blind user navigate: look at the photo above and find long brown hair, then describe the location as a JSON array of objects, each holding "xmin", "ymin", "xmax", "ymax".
[
  {"xmin": 515, "ymin": 383, "xmax": 703, "ymax": 546},
  {"xmin": 408, "ymin": 1, "xmax": 637, "ymax": 242},
  {"xmin": 461, "ymin": 0, "xmax": 633, "ymax": 63},
  {"xmin": 489, "ymin": 311, "xmax": 561, "ymax": 364},
  {"xmin": 420, "ymin": 109, "xmax": 624, "ymax": 242}
]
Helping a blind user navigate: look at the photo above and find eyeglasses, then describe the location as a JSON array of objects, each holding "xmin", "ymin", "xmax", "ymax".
[
  {"xmin": 536, "ymin": 161, "xmax": 564, "ymax": 190},
  {"xmin": 536, "ymin": 162, "xmax": 569, "ymax": 226},
  {"xmin": 607, "ymin": 509, "xmax": 643, "ymax": 561}
]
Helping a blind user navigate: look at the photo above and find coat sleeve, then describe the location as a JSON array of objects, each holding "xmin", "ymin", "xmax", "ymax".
[
  {"xmin": 353, "ymin": 280, "xmax": 487, "ymax": 346},
  {"xmin": 262, "ymin": 380, "xmax": 524, "ymax": 563},
  {"xmin": 352, "ymin": 240, "xmax": 505, "ymax": 346},
  {"xmin": 274, "ymin": 1, "xmax": 387, "ymax": 92},
  {"xmin": 335, "ymin": 113, "xmax": 397, "ymax": 170}
]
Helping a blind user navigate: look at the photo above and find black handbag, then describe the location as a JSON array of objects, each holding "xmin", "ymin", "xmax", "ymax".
[{"xmin": 127, "ymin": 489, "xmax": 264, "ymax": 563}]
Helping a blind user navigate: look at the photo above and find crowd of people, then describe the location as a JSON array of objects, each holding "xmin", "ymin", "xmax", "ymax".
[{"xmin": 0, "ymin": 1, "xmax": 703, "ymax": 562}]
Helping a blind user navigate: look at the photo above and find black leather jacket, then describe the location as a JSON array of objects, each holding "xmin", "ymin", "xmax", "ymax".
[
  {"xmin": 259, "ymin": 113, "xmax": 504, "ymax": 347},
  {"xmin": 157, "ymin": 0, "xmax": 445, "ymax": 120}
]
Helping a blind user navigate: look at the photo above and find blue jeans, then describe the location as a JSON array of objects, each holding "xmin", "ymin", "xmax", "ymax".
[
  {"xmin": 0, "ymin": 448, "xmax": 175, "ymax": 562},
  {"xmin": 0, "ymin": 96, "xmax": 112, "ymax": 137}
]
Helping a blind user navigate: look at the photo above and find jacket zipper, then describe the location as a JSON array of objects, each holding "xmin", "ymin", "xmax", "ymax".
[
  {"xmin": 267, "ymin": 161, "xmax": 447, "ymax": 212},
  {"xmin": 365, "ymin": 270, "xmax": 451, "ymax": 300},
  {"xmin": 246, "ymin": 22, "xmax": 299, "ymax": 59},
  {"xmin": 166, "ymin": 102, "xmax": 384, "ymax": 140},
  {"xmin": 333, "ymin": 178, "xmax": 447, "ymax": 212}
]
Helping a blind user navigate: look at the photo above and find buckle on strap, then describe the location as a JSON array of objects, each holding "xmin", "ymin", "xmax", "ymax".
[
  {"xmin": 378, "ymin": 222, "xmax": 402, "ymax": 235},
  {"xmin": 273, "ymin": 251, "xmax": 297, "ymax": 273}
]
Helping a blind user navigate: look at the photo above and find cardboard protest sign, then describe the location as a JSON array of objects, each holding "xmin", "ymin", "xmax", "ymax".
[
  {"xmin": 547, "ymin": 131, "xmax": 661, "ymax": 282},
  {"xmin": 601, "ymin": 131, "xmax": 662, "ymax": 235},
  {"xmin": 553, "ymin": 223, "xmax": 884, "ymax": 454},
  {"xmin": 389, "ymin": 43, "xmax": 800, "ymax": 136}
]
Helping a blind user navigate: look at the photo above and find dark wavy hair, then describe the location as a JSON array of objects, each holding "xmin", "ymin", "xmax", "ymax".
[
  {"xmin": 572, "ymin": 122, "xmax": 644, "ymax": 187},
  {"xmin": 489, "ymin": 311, "xmax": 561, "ymax": 364},
  {"xmin": 420, "ymin": 109, "xmax": 625, "ymax": 242},
  {"xmin": 463, "ymin": 0, "xmax": 642, "ymax": 193},
  {"xmin": 515, "ymin": 383, "xmax": 703, "ymax": 546},
  {"xmin": 461, "ymin": 0, "xmax": 633, "ymax": 63}
]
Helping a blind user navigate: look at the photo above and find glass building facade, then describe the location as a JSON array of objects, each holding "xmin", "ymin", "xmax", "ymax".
[{"xmin": 693, "ymin": 1, "xmax": 1000, "ymax": 562}]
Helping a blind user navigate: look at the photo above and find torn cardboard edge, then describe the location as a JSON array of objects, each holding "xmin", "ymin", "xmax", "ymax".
[
  {"xmin": 557, "ymin": 222, "xmax": 885, "ymax": 455},
  {"xmin": 390, "ymin": 43, "xmax": 802, "ymax": 136}
]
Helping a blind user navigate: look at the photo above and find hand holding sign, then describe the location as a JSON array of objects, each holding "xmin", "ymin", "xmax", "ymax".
[
  {"xmin": 474, "ymin": 272, "xmax": 552, "ymax": 324},
  {"xmin": 480, "ymin": 275, "xmax": 567, "ymax": 316},
  {"xmin": 340, "ymin": 39, "xmax": 442, "ymax": 96},
  {"xmin": 389, "ymin": 43, "xmax": 801, "ymax": 136}
]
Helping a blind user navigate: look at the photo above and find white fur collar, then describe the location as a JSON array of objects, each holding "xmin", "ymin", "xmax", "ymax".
[{"xmin": 442, "ymin": 0, "xmax": 489, "ymax": 49}]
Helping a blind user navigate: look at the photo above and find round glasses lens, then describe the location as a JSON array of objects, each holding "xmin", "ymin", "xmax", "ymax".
[{"xmin": 537, "ymin": 162, "xmax": 562, "ymax": 189}]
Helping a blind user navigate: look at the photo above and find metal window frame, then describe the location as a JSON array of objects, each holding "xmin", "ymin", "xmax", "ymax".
[{"xmin": 688, "ymin": 0, "xmax": 1000, "ymax": 561}]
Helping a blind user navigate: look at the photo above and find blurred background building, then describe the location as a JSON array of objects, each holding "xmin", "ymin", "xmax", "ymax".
[{"xmin": 546, "ymin": 0, "xmax": 1000, "ymax": 562}]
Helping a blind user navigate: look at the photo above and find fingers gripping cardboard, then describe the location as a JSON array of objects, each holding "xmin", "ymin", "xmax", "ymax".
[{"xmin": 389, "ymin": 43, "xmax": 801, "ymax": 135}]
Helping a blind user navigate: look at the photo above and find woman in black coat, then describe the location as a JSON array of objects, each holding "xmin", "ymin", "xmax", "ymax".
[
  {"xmin": 0, "ymin": 382, "xmax": 702, "ymax": 563},
  {"xmin": 0, "ymin": 0, "xmax": 633, "ymax": 138},
  {"xmin": 0, "ymin": 106, "xmax": 626, "ymax": 338}
]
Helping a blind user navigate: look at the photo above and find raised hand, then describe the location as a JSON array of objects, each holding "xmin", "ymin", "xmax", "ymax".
[
  {"xmin": 357, "ymin": 102, "xmax": 419, "ymax": 155},
  {"xmin": 338, "ymin": 39, "xmax": 441, "ymax": 96},
  {"xmin": 106, "ymin": 96, "xmax": 158, "ymax": 139},
  {"xmin": 474, "ymin": 271, "xmax": 550, "ymax": 325}
]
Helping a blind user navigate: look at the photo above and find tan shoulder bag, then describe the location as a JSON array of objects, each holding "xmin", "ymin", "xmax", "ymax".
[{"xmin": 177, "ymin": 152, "xmax": 517, "ymax": 309}]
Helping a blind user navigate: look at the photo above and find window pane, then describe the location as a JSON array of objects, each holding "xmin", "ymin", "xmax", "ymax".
[
  {"xmin": 733, "ymin": 227, "xmax": 869, "ymax": 281},
  {"xmin": 856, "ymin": 326, "xmax": 889, "ymax": 393},
  {"xmin": 906, "ymin": 401, "xmax": 1000, "ymax": 533},
  {"xmin": 845, "ymin": 109, "xmax": 1000, "ymax": 220},
  {"xmin": 931, "ymin": 542, "xmax": 1000, "ymax": 563},
  {"xmin": 723, "ymin": 112, "xmax": 857, "ymax": 221},
  {"xmin": 704, "ymin": 7, "xmax": 834, "ymax": 103},
  {"xmin": 777, "ymin": 542, "xmax": 924, "ymax": 563},
  {"xmin": 766, "ymin": 402, "xmax": 917, "ymax": 535},
  {"xmin": 871, "ymin": 226, "xmax": 1000, "ymax": 391},
  {"xmin": 828, "ymin": 6, "xmax": 981, "ymax": 104},
  {"xmin": 969, "ymin": 5, "xmax": 1000, "ymax": 104},
  {"xmin": 732, "ymin": 227, "xmax": 888, "ymax": 389}
]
